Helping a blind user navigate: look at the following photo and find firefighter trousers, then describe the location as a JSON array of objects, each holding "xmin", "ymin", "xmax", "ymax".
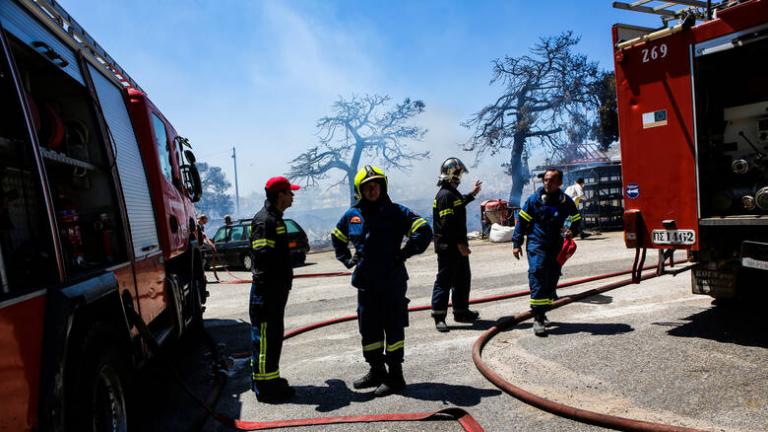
[
  {"xmin": 527, "ymin": 247, "xmax": 561, "ymax": 314},
  {"xmin": 357, "ymin": 287, "xmax": 409, "ymax": 367},
  {"xmin": 250, "ymin": 282, "xmax": 289, "ymax": 391},
  {"xmin": 431, "ymin": 248, "xmax": 471, "ymax": 318}
]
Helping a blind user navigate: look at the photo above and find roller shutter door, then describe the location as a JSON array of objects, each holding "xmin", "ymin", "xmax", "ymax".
[{"xmin": 88, "ymin": 64, "xmax": 159, "ymax": 258}]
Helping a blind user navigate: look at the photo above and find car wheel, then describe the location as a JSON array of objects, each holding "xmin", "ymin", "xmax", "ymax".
[{"xmin": 242, "ymin": 254, "xmax": 252, "ymax": 271}]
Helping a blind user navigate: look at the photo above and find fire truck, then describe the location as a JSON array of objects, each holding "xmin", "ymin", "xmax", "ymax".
[
  {"xmin": 0, "ymin": 0, "xmax": 207, "ymax": 430},
  {"xmin": 613, "ymin": 0, "xmax": 768, "ymax": 299}
]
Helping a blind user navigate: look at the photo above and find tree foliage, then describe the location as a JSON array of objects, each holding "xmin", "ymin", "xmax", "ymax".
[
  {"xmin": 194, "ymin": 164, "xmax": 233, "ymax": 217},
  {"xmin": 463, "ymin": 31, "xmax": 600, "ymax": 206},
  {"xmin": 288, "ymin": 94, "xmax": 429, "ymax": 204}
]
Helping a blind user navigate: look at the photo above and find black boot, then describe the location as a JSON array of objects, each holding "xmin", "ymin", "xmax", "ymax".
[
  {"xmin": 532, "ymin": 312, "xmax": 547, "ymax": 337},
  {"xmin": 434, "ymin": 316, "xmax": 449, "ymax": 333},
  {"xmin": 374, "ymin": 363, "xmax": 406, "ymax": 397},
  {"xmin": 453, "ymin": 309, "xmax": 480, "ymax": 323},
  {"xmin": 353, "ymin": 364, "xmax": 386, "ymax": 389},
  {"xmin": 255, "ymin": 379, "xmax": 295, "ymax": 403}
]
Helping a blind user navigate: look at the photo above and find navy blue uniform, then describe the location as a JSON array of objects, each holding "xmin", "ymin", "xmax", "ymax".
[
  {"xmin": 249, "ymin": 200, "xmax": 293, "ymax": 393},
  {"xmin": 512, "ymin": 188, "xmax": 581, "ymax": 312},
  {"xmin": 332, "ymin": 196, "xmax": 432, "ymax": 367},
  {"xmin": 431, "ymin": 184, "xmax": 475, "ymax": 318}
]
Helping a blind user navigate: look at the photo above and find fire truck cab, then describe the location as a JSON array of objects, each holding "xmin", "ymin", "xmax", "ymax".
[
  {"xmin": 0, "ymin": 0, "xmax": 206, "ymax": 430},
  {"xmin": 613, "ymin": 0, "xmax": 768, "ymax": 299}
]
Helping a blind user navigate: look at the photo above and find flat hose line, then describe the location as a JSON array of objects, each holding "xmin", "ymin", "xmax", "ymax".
[
  {"xmin": 137, "ymin": 261, "xmax": 693, "ymax": 431},
  {"xmin": 472, "ymin": 271, "xmax": 706, "ymax": 432}
]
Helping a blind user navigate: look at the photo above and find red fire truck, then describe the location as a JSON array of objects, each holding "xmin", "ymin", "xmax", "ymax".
[
  {"xmin": 613, "ymin": 0, "xmax": 768, "ymax": 299},
  {"xmin": 0, "ymin": 0, "xmax": 207, "ymax": 430}
]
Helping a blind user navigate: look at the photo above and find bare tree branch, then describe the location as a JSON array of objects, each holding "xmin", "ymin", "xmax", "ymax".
[{"xmin": 288, "ymin": 94, "xmax": 429, "ymax": 204}]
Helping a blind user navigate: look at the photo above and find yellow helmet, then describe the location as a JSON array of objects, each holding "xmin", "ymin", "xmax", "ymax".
[{"xmin": 354, "ymin": 165, "xmax": 387, "ymax": 197}]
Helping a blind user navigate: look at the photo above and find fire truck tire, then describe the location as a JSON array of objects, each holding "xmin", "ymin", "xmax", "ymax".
[
  {"xmin": 241, "ymin": 254, "xmax": 253, "ymax": 271},
  {"xmin": 70, "ymin": 326, "xmax": 132, "ymax": 432}
]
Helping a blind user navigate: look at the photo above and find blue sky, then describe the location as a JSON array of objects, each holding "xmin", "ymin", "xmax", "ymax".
[{"xmin": 60, "ymin": 0, "xmax": 660, "ymax": 213}]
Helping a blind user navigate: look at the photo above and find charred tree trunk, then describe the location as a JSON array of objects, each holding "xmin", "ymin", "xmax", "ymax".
[{"xmin": 508, "ymin": 131, "xmax": 527, "ymax": 207}]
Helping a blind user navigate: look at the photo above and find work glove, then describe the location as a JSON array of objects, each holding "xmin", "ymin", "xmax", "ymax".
[{"xmin": 343, "ymin": 254, "xmax": 360, "ymax": 269}]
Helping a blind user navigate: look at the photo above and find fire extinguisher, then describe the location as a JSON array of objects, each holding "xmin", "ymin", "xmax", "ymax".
[{"xmin": 58, "ymin": 209, "xmax": 84, "ymax": 266}]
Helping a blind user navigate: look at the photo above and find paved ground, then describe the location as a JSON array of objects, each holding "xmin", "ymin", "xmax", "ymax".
[{"xmin": 136, "ymin": 232, "xmax": 768, "ymax": 431}]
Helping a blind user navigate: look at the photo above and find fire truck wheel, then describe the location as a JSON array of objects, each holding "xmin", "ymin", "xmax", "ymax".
[
  {"xmin": 242, "ymin": 254, "xmax": 253, "ymax": 271},
  {"xmin": 70, "ymin": 327, "xmax": 132, "ymax": 432}
]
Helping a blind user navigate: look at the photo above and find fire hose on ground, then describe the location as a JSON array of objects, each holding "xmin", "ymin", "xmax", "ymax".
[{"xmin": 131, "ymin": 259, "xmax": 704, "ymax": 431}]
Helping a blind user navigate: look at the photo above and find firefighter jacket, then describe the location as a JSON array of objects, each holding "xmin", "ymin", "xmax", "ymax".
[
  {"xmin": 332, "ymin": 194, "xmax": 432, "ymax": 290},
  {"xmin": 512, "ymin": 187, "xmax": 581, "ymax": 252},
  {"xmin": 250, "ymin": 200, "xmax": 293, "ymax": 291},
  {"xmin": 432, "ymin": 183, "xmax": 475, "ymax": 252}
]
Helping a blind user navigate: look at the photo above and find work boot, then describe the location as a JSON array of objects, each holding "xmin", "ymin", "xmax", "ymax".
[
  {"xmin": 453, "ymin": 309, "xmax": 480, "ymax": 323},
  {"xmin": 541, "ymin": 313, "xmax": 552, "ymax": 327},
  {"xmin": 434, "ymin": 317, "xmax": 449, "ymax": 333},
  {"xmin": 374, "ymin": 364, "xmax": 406, "ymax": 397},
  {"xmin": 532, "ymin": 316, "xmax": 547, "ymax": 337},
  {"xmin": 353, "ymin": 364, "xmax": 386, "ymax": 389},
  {"xmin": 255, "ymin": 379, "xmax": 295, "ymax": 403}
]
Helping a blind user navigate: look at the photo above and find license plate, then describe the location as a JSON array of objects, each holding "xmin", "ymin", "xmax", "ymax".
[{"xmin": 652, "ymin": 229, "xmax": 696, "ymax": 245}]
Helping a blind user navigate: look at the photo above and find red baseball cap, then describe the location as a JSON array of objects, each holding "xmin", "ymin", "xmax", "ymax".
[{"xmin": 265, "ymin": 176, "xmax": 301, "ymax": 193}]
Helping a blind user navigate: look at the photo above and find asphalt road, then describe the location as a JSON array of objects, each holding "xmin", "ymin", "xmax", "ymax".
[{"xmin": 136, "ymin": 232, "xmax": 768, "ymax": 431}]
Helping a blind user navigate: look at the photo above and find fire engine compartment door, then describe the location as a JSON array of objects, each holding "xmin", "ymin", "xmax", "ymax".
[
  {"xmin": 0, "ymin": 0, "xmax": 84, "ymax": 85},
  {"xmin": 615, "ymin": 30, "xmax": 699, "ymax": 250},
  {"xmin": 87, "ymin": 65, "xmax": 160, "ymax": 258}
]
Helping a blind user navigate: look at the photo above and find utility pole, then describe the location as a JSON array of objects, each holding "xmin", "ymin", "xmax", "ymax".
[{"xmin": 232, "ymin": 146, "xmax": 240, "ymax": 217}]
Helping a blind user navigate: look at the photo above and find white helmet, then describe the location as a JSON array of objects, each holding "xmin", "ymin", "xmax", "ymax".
[{"xmin": 438, "ymin": 157, "xmax": 468, "ymax": 185}]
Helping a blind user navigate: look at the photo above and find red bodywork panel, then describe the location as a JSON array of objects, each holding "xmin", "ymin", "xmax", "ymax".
[
  {"xmin": 0, "ymin": 293, "xmax": 45, "ymax": 431},
  {"xmin": 613, "ymin": 0, "xmax": 768, "ymax": 250},
  {"xmin": 126, "ymin": 89, "xmax": 195, "ymax": 261}
]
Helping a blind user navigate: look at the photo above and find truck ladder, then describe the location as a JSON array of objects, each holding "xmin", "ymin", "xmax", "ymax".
[
  {"xmin": 16, "ymin": 0, "xmax": 143, "ymax": 92},
  {"xmin": 613, "ymin": 0, "xmax": 714, "ymax": 24}
]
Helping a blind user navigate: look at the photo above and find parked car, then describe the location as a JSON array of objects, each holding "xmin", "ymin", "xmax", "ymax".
[{"xmin": 202, "ymin": 218, "xmax": 310, "ymax": 270}]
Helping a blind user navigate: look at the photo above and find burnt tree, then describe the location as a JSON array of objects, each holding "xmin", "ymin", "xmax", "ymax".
[
  {"xmin": 463, "ymin": 32, "xmax": 599, "ymax": 206},
  {"xmin": 288, "ymin": 94, "xmax": 428, "ymax": 204}
]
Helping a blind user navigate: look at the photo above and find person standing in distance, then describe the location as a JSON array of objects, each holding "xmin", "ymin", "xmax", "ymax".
[
  {"xmin": 512, "ymin": 169, "xmax": 581, "ymax": 337},
  {"xmin": 249, "ymin": 176, "xmax": 300, "ymax": 402},
  {"xmin": 564, "ymin": 177, "xmax": 590, "ymax": 239},
  {"xmin": 431, "ymin": 157, "xmax": 482, "ymax": 332},
  {"xmin": 332, "ymin": 165, "xmax": 432, "ymax": 396}
]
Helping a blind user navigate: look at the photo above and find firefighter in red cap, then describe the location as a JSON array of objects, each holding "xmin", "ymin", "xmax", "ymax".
[
  {"xmin": 431, "ymin": 157, "xmax": 483, "ymax": 332},
  {"xmin": 332, "ymin": 165, "xmax": 432, "ymax": 397},
  {"xmin": 249, "ymin": 175, "xmax": 300, "ymax": 402},
  {"xmin": 512, "ymin": 168, "xmax": 581, "ymax": 337}
]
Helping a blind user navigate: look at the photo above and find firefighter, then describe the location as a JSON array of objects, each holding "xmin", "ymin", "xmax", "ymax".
[
  {"xmin": 249, "ymin": 176, "xmax": 300, "ymax": 402},
  {"xmin": 332, "ymin": 165, "xmax": 432, "ymax": 397},
  {"xmin": 512, "ymin": 169, "xmax": 581, "ymax": 337},
  {"xmin": 431, "ymin": 157, "xmax": 483, "ymax": 332}
]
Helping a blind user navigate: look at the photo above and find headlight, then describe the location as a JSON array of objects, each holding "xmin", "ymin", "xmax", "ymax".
[{"xmin": 756, "ymin": 186, "xmax": 768, "ymax": 210}]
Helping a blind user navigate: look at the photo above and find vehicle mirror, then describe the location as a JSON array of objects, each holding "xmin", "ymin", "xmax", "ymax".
[
  {"xmin": 180, "ymin": 163, "xmax": 202, "ymax": 202},
  {"xmin": 184, "ymin": 150, "xmax": 196, "ymax": 164}
]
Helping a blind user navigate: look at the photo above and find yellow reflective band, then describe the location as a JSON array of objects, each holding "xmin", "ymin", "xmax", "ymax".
[
  {"xmin": 276, "ymin": 226, "xmax": 286, "ymax": 234},
  {"xmin": 252, "ymin": 369, "xmax": 280, "ymax": 381},
  {"xmin": 386, "ymin": 340, "xmax": 404, "ymax": 352},
  {"xmin": 332, "ymin": 227, "xmax": 348, "ymax": 243},
  {"xmin": 571, "ymin": 214, "xmax": 582, "ymax": 222},
  {"xmin": 259, "ymin": 322, "xmax": 267, "ymax": 375},
  {"xmin": 433, "ymin": 199, "xmax": 437, "ymax": 208},
  {"xmin": 409, "ymin": 218, "xmax": 427, "ymax": 236},
  {"xmin": 519, "ymin": 210, "xmax": 533, "ymax": 222},
  {"xmin": 453, "ymin": 199, "xmax": 463, "ymax": 207},
  {"xmin": 363, "ymin": 341, "xmax": 384, "ymax": 351},
  {"xmin": 252, "ymin": 239, "xmax": 276, "ymax": 249},
  {"xmin": 530, "ymin": 298, "xmax": 554, "ymax": 305},
  {"xmin": 439, "ymin": 208, "xmax": 454, "ymax": 217}
]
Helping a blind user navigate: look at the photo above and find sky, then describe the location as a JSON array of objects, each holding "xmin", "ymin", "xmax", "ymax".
[{"xmin": 60, "ymin": 0, "xmax": 661, "ymax": 216}]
